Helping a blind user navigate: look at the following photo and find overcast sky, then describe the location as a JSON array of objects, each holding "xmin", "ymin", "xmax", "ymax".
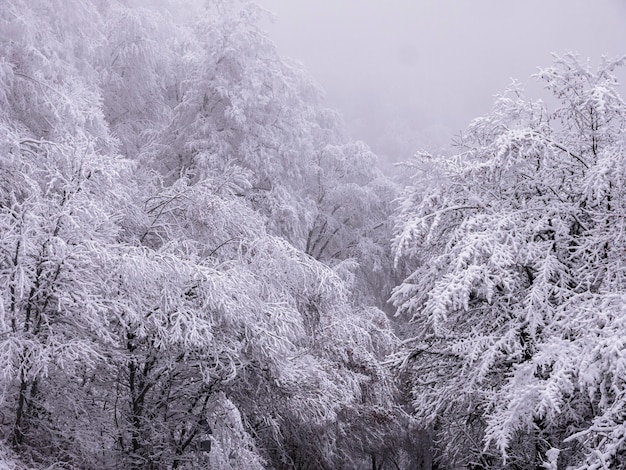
[{"xmin": 257, "ymin": 0, "xmax": 626, "ymax": 162}]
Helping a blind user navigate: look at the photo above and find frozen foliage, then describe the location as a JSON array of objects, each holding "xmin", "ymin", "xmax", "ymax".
[
  {"xmin": 0, "ymin": 1, "xmax": 408, "ymax": 469},
  {"xmin": 392, "ymin": 54, "xmax": 626, "ymax": 469},
  {"xmin": 305, "ymin": 141, "xmax": 399, "ymax": 308}
]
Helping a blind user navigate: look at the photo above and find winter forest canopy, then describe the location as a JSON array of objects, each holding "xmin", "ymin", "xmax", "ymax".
[{"xmin": 0, "ymin": 1, "xmax": 625, "ymax": 469}]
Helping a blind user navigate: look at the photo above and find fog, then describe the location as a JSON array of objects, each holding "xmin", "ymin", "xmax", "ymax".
[{"xmin": 257, "ymin": 0, "xmax": 626, "ymax": 162}]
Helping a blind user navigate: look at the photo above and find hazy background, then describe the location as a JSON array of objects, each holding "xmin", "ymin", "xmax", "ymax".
[{"xmin": 257, "ymin": 0, "xmax": 626, "ymax": 163}]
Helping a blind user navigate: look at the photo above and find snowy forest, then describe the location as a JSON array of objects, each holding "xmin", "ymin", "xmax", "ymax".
[{"xmin": 1, "ymin": 1, "xmax": 625, "ymax": 469}]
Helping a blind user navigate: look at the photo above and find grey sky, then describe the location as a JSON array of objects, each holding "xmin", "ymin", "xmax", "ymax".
[{"xmin": 257, "ymin": 0, "xmax": 626, "ymax": 162}]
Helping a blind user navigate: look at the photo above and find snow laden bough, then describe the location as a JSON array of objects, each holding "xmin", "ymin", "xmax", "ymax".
[{"xmin": 392, "ymin": 53, "xmax": 626, "ymax": 469}]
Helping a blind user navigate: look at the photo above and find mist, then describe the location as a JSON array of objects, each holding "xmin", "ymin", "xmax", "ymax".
[{"xmin": 257, "ymin": 0, "xmax": 626, "ymax": 163}]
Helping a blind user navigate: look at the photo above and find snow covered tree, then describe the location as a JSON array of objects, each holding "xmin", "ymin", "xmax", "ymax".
[
  {"xmin": 305, "ymin": 141, "xmax": 399, "ymax": 309},
  {"xmin": 97, "ymin": 1, "xmax": 178, "ymax": 157},
  {"xmin": 392, "ymin": 54, "xmax": 626, "ymax": 469},
  {"xmin": 126, "ymin": 2, "xmax": 408, "ymax": 466},
  {"xmin": 139, "ymin": 1, "xmax": 324, "ymax": 246},
  {"xmin": 0, "ymin": 2, "xmax": 132, "ymax": 464},
  {"xmin": 1, "ymin": 1, "xmax": 407, "ymax": 468}
]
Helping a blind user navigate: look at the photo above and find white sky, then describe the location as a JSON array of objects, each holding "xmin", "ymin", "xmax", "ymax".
[{"xmin": 257, "ymin": 0, "xmax": 626, "ymax": 162}]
